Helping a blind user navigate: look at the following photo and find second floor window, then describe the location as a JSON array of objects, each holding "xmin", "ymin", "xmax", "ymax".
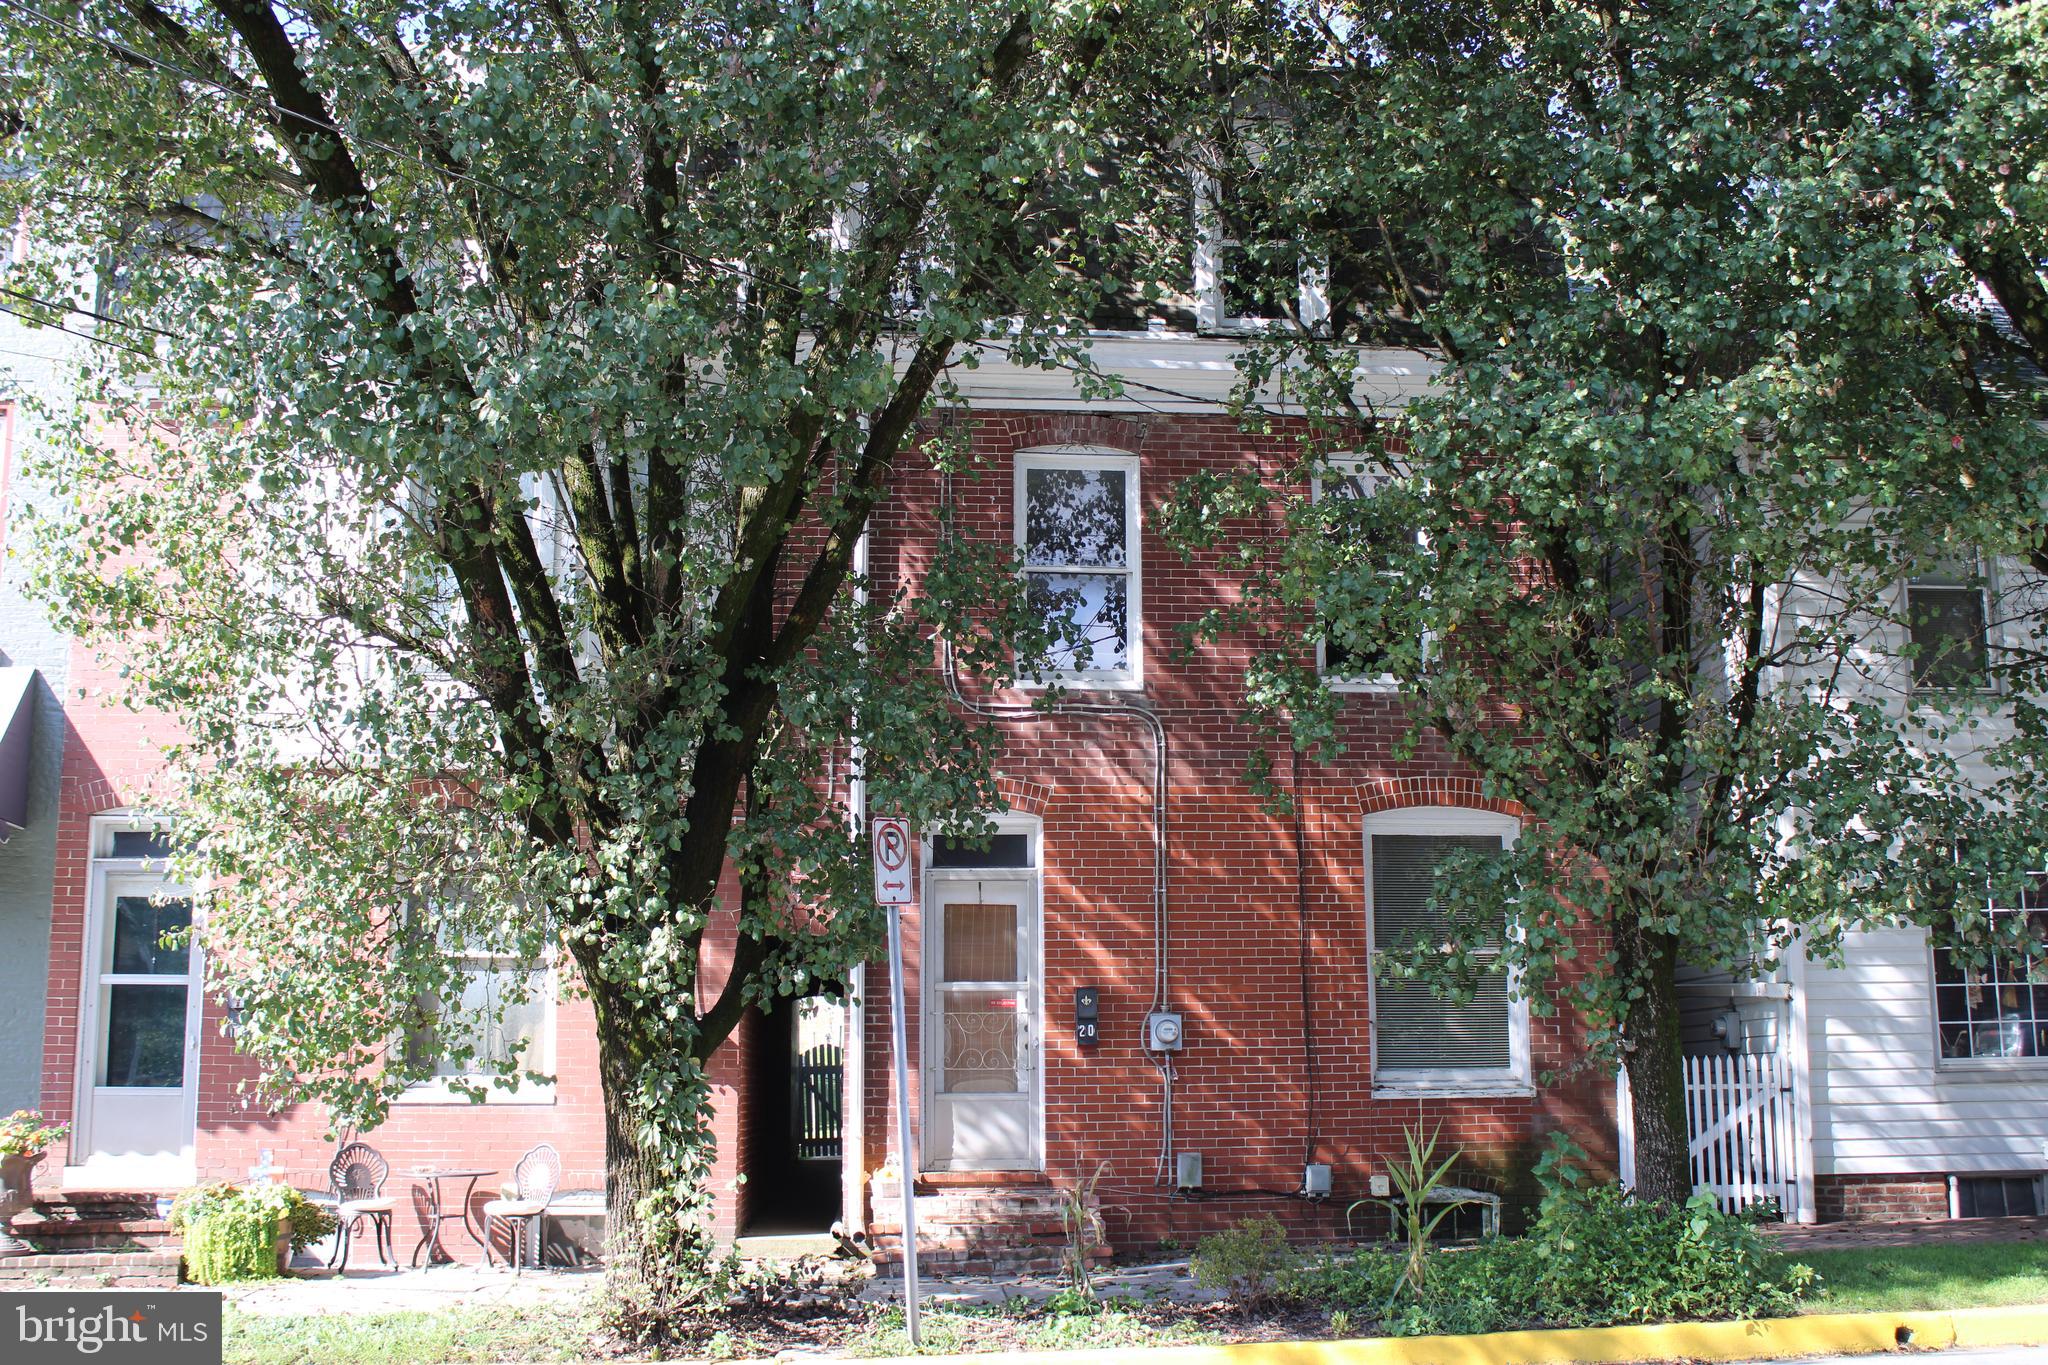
[
  {"xmin": 1318, "ymin": 458, "xmax": 1425, "ymax": 689},
  {"xmin": 1017, "ymin": 449, "xmax": 1141, "ymax": 686},
  {"xmin": 1906, "ymin": 556, "xmax": 1991, "ymax": 691}
]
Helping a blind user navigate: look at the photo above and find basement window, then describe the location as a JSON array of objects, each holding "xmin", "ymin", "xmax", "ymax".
[{"xmin": 1954, "ymin": 1175, "xmax": 2042, "ymax": 1219}]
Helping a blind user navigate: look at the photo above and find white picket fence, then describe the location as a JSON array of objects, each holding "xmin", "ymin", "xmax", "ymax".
[{"xmin": 1618, "ymin": 1052, "xmax": 1802, "ymax": 1216}]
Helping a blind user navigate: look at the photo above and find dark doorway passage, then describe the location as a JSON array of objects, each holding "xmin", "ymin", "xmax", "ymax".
[{"xmin": 744, "ymin": 997, "xmax": 844, "ymax": 1234}]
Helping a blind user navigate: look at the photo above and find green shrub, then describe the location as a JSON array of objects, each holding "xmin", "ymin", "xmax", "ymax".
[
  {"xmin": 171, "ymin": 1182, "xmax": 338, "ymax": 1285},
  {"xmin": 1191, "ymin": 1215, "xmax": 1298, "ymax": 1307},
  {"xmin": 1290, "ymin": 1183, "xmax": 1814, "ymax": 1335},
  {"xmin": 1528, "ymin": 1185, "xmax": 1813, "ymax": 1326}
]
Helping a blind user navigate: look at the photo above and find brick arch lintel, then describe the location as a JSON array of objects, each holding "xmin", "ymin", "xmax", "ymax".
[
  {"xmin": 65, "ymin": 776, "xmax": 129, "ymax": 819},
  {"xmin": 1352, "ymin": 776, "xmax": 1527, "ymax": 822},
  {"xmin": 983, "ymin": 413, "xmax": 1154, "ymax": 457},
  {"xmin": 993, "ymin": 775, "xmax": 1051, "ymax": 817}
]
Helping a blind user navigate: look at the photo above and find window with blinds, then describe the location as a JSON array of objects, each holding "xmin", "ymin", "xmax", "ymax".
[{"xmin": 1370, "ymin": 831, "xmax": 1512, "ymax": 1076}]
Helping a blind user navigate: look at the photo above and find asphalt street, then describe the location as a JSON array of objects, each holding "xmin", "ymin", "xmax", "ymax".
[{"xmin": 1758, "ymin": 1351, "xmax": 2048, "ymax": 1365}]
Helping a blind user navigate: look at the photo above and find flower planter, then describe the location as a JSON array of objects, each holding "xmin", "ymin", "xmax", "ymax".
[
  {"xmin": 0, "ymin": 1151, "xmax": 44, "ymax": 1257},
  {"xmin": 171, "ymin": 1184, "xmax": 333, "ymax": 1283}
]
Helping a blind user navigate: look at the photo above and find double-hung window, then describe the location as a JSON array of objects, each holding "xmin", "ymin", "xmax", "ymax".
[
  {"xmin": 1316, "ymin": 458, "xmax": 1426, "ymax": 690},
  {"xmin": 1016, "ymin": 448, "xmax": 1141, "ymax": 687},
  {"xmin": 401, "ymin": 919, "xmax": 554, "ymax": 1103},
  {"xmin": 1364, "ymin": 807, "xmax": 1528, "ymax": 1091},
  {"xmin": 1192, "ymin": 172, "xmax": 1328, "ymax": 334},
  {"xmin": 1934, "ymin": 872, "xmax": 2048, "ymax": 1063},
  {"xmin": 1906, "ymin": 555, "xmax": 1992, "ymax": 691}
]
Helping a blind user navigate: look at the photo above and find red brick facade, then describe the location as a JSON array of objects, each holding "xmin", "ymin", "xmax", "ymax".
[
  {"xmin": 853, "ymin": 413, "xmax": 1616, "ymax": 1250},
  {"xmin": 29, "ymin": 405, "xmax": 1621, "ymax": 1263},
  {"xmin": 1814, "ymin": 1174, "xmax": 1950, "ymax": 1223}
]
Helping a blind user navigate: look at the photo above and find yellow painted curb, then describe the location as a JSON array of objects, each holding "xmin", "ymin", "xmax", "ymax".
[
  {"xmin": 858, "ymin": 1303, "xmax": 2048, "ymax": 1365},
  {"xmin": 1949, "ymin": 1303, "xmax": 2048, "ymax": 1349}
]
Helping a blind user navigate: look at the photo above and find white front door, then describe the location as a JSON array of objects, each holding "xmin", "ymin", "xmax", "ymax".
[
  {"xmin": 923, "ymin": 878, "xmax": 1041, "ymax": 1171},
  {"xmin": 75, "ymin": 870, "xmax": 201, "ymax": 1183}
]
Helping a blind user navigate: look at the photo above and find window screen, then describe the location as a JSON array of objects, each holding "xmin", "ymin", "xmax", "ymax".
[
  {"xmin": 1371, "ymin": 833, "xmax": 1510, "ymax": 1073},
  {"xmin": 404, "ymin": 962, "xmax": 546, "ymax": 1077},
  {"xmin": 1907, "ymin": 558, "xmax": 1989, "ymax": 690}
]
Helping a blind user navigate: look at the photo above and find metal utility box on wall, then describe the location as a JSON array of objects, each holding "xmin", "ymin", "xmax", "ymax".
[
  {"xmin": 1146, "ymin": 1010, "xmax": 1183, "ymax": 1051},
  {"xmin": 1176, "ymin": 1151, "xmax": 1203, "ymax": 1190}
]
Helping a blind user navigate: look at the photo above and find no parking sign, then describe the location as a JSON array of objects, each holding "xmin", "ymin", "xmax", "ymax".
[{"xmin": 871, "ymin": 816, "xmax": 914, "ymax": 904}]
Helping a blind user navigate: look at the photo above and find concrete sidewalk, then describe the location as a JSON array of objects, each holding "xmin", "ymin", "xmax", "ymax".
[{"xmin": 224, "ymin": 1263, "xmax": 603, "ymax": 1317}]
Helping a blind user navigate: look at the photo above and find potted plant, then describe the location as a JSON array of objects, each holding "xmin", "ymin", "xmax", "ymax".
[
  {"xmin": 0, "ymin": 1110, "xmax": 68, "ymax": 1257},
  {"xmin": 170, "ymin": 1183, "xmax": 337, "ymax": 1283}
]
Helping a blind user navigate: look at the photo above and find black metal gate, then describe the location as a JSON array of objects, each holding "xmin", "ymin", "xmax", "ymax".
[{"xmin": 793, "ymin": 1042, "xmax": 843, "ymax": 1161}]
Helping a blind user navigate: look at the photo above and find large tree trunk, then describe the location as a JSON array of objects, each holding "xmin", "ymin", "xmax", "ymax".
[
  {"xmin": 1616, "ymin": 923, "xmax": 1692, "ymax": 1205},
  {"xmin": 583, "ymin": 963, "xmax": 722, "ymax": 1337}
]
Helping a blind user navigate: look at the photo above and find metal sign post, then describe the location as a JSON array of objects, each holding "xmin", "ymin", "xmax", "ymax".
[{"xmin": 873, "ymin": 816, "xmax": 922, "ymax": 1348}]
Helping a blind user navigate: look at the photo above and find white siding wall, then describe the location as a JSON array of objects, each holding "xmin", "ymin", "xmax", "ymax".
[
  {"xmin": 1676, "ymin": 964, "xmax": 1787, "ymax": 1058},
  {"xmin": 1807, "ymin": 925, "xmax": 2048, "ymax": 1176}
]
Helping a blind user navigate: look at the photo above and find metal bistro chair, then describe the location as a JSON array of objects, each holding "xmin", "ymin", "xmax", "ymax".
[
  {"xmin": 327, "ymin": 1142, "xmax": 398, "ymax": 1271},
  {"xmin": 482, "ymin": 1143, "xmax": 560, "ymax": 1274}
]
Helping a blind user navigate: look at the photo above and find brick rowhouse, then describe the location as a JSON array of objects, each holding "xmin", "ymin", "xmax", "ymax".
[{"xmin": 28, "ymin": 395, "xmax": 1619, "ymax": 1267}]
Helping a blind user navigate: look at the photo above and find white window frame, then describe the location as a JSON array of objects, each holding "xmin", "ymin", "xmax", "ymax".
[
  {"xmin": 396, "ymin": 925, "xmax": 558, "ymax": 1107},
  {"xmin": 1903, "ymin": 551, "xmax": 1997, "ymax": 694},
  {"xmin": 1192, "ymin": 171, "xmax": 1329, "ymax": 335},
  {"xmin": 1015, "ymin": 446, "xmax": 1143, "ymax": 690},
  {"xmin": 1929, "ymin": 890, "xmax": 2048, "ymax": 1074},
  {"xmin": 1315, "ymin": 457, "xmax": 1430, "ymax": 693},
  {"xmin": 1364, "ymin": 806, "xmax": 1531, "ymax": 1096}
]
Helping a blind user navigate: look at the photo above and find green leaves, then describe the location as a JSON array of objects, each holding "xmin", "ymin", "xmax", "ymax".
[
  {"xmin": 1, "ymin": 0, "xmax": 1195, "ymax": 1307},
  {"xmin": 1173, "ymin": 0, "xmax": 2048, "ymax": 1177}
]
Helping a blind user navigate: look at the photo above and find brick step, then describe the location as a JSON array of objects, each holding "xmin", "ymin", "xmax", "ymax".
[
  {"xmin": 0, "ymin": 1249, "xmax": 182, "ymax": 1289},
  {"xmin": 871, "ymin": 1241, "xmax": 1109, "ymax": 1261},
  {"xmin": 10, "ymin": 1191, "xmax": 180, "ymax": 1252},
  {"xmin": 870, "ymin": 1208, "xmax": 1075, "ymax": 1232},
  {"xmin": 872, "ymin": 1236, "xmax": 1114, "ymax": 1252},
  {"xmin": 873, "ymin": 1252, "xmax": 1090, "ymax": 1276},
  {"xmin": 6, "ymin": 1216, "xmax": 178, "ymax": 1251},
  {"xmin": 867, "ymin": 1175, "xmax": 1109, "ymax": 1273}
]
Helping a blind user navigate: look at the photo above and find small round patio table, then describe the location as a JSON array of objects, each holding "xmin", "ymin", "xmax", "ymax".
[{"xmin": 400, "ymin": 1167, "xmax": 495, "ymax": 1267}]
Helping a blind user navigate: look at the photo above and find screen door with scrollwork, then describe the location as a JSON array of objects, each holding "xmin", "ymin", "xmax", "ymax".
[{"xmin": 922, "ymin": 877, "xmax": 1041, "ymax": 1170}]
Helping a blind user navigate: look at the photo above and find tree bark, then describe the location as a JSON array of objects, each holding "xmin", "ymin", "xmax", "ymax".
[
  {"xmin": 1615, "ymin": 921, "xmax": 1692, "ymax": 1205},
  {"xmin": 579, "ymin": 948, "xmax": 721, "ymax": 1331}
]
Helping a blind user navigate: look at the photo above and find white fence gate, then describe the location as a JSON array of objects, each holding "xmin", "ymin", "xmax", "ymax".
[{"xmin": 1617, "ymin": 1052, "xmax": 1802, "ymax": 1216}]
